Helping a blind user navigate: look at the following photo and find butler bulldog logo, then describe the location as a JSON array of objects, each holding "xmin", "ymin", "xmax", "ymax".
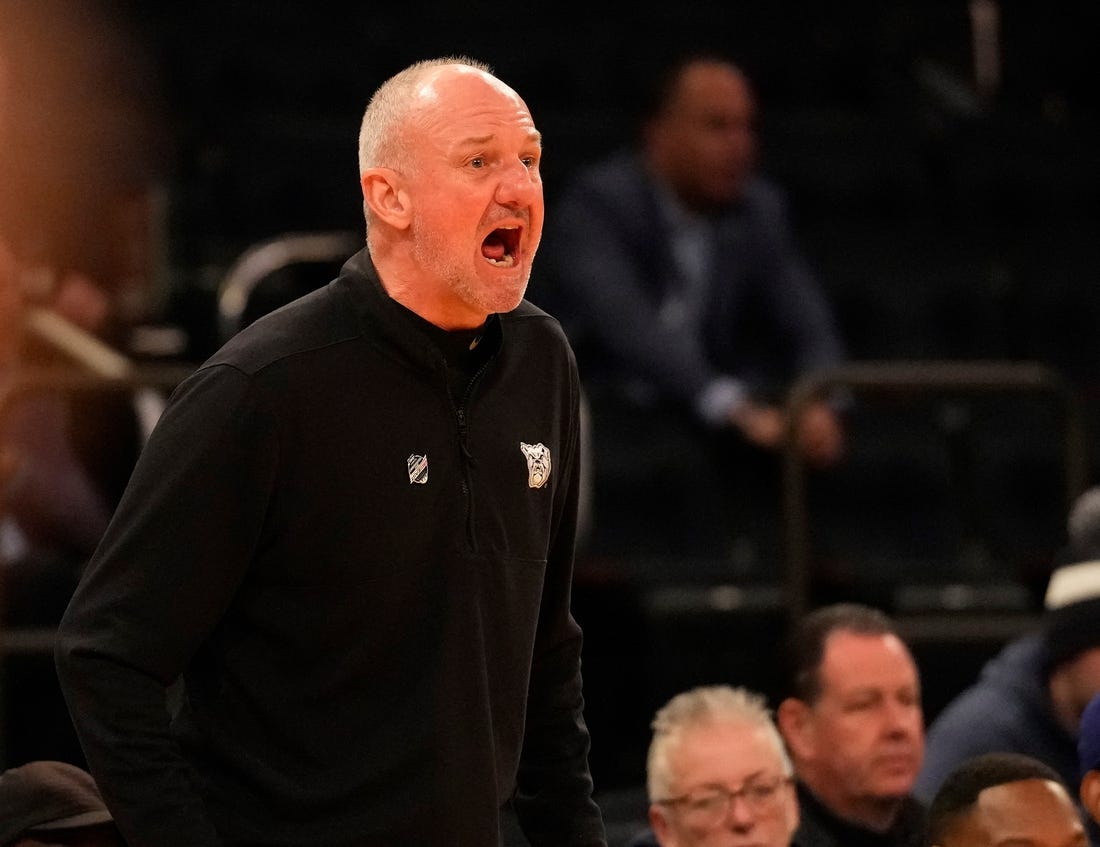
[
  {"xmin": 519, "ymin": 442, "xmax": 551, "ymax": 489},
  {"xmin": 514, "ymin": 442, "xmax": 550, "ymax": 488}
]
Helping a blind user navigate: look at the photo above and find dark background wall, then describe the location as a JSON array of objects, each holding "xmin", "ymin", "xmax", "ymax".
[
  {"xmin": 123, "ymin": 2, "xmax": 1099, "ymax": 379},
  {"xmin": 134, "ymin": 2, "xmax": 1097, "ymax": 265}
]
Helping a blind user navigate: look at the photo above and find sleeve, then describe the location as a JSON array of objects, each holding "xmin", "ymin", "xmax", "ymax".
[
  {"xmin": 750, "ymin": 188, "xmax": 846, "ymax": 376},
  {"xmin": 913, "ymin": 684, "xmax": 1017, "ymax": 803},
  {"xmin": 513, "ymin": 362, "xmax": 608, "ymax": 846},
  {"xmin": 54, "ymin": 363, "xmax": 280, "ymax": 847},
  {"xmin": 546, "ymin": 172, "xmax": 736, "ymax": 414}
]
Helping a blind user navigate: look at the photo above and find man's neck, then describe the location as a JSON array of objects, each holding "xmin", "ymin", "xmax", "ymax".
[{"xmin": 802, "ymin": 779, "xmax": 904, "ymax": 834}]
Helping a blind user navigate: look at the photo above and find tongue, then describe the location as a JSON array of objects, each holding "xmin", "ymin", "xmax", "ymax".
[{"xmin": 482, "ymin": 239, "xmax": 506, "ymax": 260}]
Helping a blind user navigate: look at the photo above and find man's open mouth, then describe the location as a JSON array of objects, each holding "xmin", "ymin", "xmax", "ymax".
[{"xmin": 481, "ymin": 226, "xmax": 520, "ymax": 268}]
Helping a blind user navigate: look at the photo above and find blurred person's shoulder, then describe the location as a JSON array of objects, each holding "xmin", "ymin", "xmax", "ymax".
[
  {"xmin": 558, "ymin": 148, "xmax": 650, "ymax": 206},
  {"xmin": 739, "ymin": 172, "xmax": 790, "ymax": 218}
]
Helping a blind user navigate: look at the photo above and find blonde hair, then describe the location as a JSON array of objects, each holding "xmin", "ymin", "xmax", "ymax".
[{"xmin": 646, "ymin": 684, "xmax": 792, "ymax": 801}]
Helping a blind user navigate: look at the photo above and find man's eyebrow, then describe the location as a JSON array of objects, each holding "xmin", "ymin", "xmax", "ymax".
[
  {"xmin": 455, "ymin": 130, "xmax": 542, "ymax": 147},
  {"xmin": 689, "ymin": 769, "xmax": 767, "ymax": 793}
]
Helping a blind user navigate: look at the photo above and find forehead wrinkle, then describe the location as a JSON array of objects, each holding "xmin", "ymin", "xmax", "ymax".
[
  {"xmin": 399, "ymin": 69, "xmax": 540, "ymax": 167},
  {"xmin": 453, "ymin": 127, "xmax": 543, "ymax": 149}
]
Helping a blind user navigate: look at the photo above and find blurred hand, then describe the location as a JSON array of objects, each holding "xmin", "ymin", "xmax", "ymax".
[
  {"xmin": 51, "ymin": 272, "xmax": 111, "ymax": 334},
  {"xmin": 729, "ymin": 402, "xmax": 786, "ymax": 449},
  {"xmin": 796, "ymin": 400, "xmax": 845, "ymax": 469},
  {"xmin": 729, "ymin": 399, "xmax": 844, "ymax": 468}
]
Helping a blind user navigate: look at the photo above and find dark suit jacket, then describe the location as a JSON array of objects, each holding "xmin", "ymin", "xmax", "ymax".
[
  {"xmin": 792, "ymin": 780, "xmax": 926, "ymax": 847},
  {"xmin": 539, "ymin": 149, "xmax": 844, "ymax": 412}
]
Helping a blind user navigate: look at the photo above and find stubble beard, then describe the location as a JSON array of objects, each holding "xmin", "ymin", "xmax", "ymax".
[{"xmin": 411, "ymin": 220, "xmax": 530, "ymax": 317}]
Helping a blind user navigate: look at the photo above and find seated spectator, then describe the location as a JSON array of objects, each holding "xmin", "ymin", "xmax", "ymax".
[
  {"xmin": 0, "ymin": 759, "xmax": 124, "ymax": 847},
  {"xmin": 916, "ymin": 486, "xmax": 1100, "ymax": 807},
  {"xmin": 0, "ymin": 236, "xmax": 113, "ymax": 620},
  {"xmin": 538, "ymin": 50, "xmax": 847, "ymax": 571},
  {"xmin": 775, "ymin": 602, "xmax": 926, "ymax": 847},
  {"xmin": 627, "ymin": 684, "xmax": 799, "ymax": 847},
  {"xmin": 926, "ymin": 752, "xmax": 1088, "ymax": 847},
  {"xmin": 1, "ymin": 236, "xmax": 120, "ymax": 769}
]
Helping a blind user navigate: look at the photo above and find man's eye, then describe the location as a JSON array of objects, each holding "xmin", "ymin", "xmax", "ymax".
[
  {"xmin": 691, "ymin": 793, "xmax": 724, "ymax": 811},
  {"xmin": 469, "ymin": 157, "xmax": 485, "ymax": 169},
  {"xmin": 521, "ymin": 156, "xmax": 537, "ymax": 169},
  {"xmin": 747, "ymin": 784, "xmax": 775, "ymax": 801}
]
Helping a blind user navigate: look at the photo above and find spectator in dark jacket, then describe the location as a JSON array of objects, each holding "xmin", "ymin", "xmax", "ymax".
[
  {"xmin": 917, "ymin": 486, "xmax": 1100, "ymax": 813},
  {"xmin": 538, "ymin": 51, "xmax": 847, "ymax": 569}
]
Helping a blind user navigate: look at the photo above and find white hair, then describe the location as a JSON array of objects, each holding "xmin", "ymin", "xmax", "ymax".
[
  {"xmin": 646, "ymin": 684, "xmax": 792, "ymax": 802},
  {"xmin": 356, "ymin": 55, "xmax": 494, "ymax": 176},
  {"xmin": 355, "ymin": 56, "xmax": 493, "ymax": 233}
]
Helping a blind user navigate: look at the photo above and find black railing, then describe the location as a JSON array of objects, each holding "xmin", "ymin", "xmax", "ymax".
[{"xmin": 782, "ymin": 360, "xmax": 1089, "ymax": 624}]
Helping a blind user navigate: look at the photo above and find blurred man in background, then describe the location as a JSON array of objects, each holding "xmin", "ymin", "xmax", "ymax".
[{"xmin": 539, "ymin": 51, "xmax": 846, "ymax": 574}]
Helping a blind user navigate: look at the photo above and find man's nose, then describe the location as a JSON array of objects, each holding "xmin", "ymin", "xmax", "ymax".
[
  {"xmin": 723, "ymin": 792, "xmax": 757, "ymax": 829},
  {"xmin": 884, "ymin": 699, "xmax": 921, "ymax": 734},
  {"xmin": 495, "ymin": 160, "xmax": 541, "ymax": 206}
]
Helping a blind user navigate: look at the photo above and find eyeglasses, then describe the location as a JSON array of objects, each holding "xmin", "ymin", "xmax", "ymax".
[{"xmin": 655, "ymin": 775, "xmax": 792, "ymax": 827}]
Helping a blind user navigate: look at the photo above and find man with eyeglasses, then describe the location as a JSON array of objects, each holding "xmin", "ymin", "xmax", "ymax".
[
  {"xmin": 627, "ymin": 684, "xmax": 799, "ymax": 847},
  {"xmin": 775, "ymin": 603, "xmax": 926, "ymax": 847}
]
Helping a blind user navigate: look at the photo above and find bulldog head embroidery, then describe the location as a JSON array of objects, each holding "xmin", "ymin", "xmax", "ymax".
[{"xmin": 519, "ymin": 442, "xmax": 552, "ymax": 489}]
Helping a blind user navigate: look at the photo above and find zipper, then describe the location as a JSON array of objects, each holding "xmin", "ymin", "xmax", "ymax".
[{"xmin": 453, "ymin": 355, "xmax": 493, "ymax": 551}]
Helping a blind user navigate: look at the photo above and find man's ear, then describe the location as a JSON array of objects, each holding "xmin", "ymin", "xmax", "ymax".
[
  {"xmin": 776, "ymin": 696, "xmax": 813, "ymax": 760},
  {"xmin": 361, "ymin": 168, "xmax": 411, "ymax": 229},
  {"xmin": 1081, "ymin": 770, "xmax": 1100, "ymax": 824},
  {"xmin": 649, "ymin": 803, "xmax": 671, "ymax": 845}
]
